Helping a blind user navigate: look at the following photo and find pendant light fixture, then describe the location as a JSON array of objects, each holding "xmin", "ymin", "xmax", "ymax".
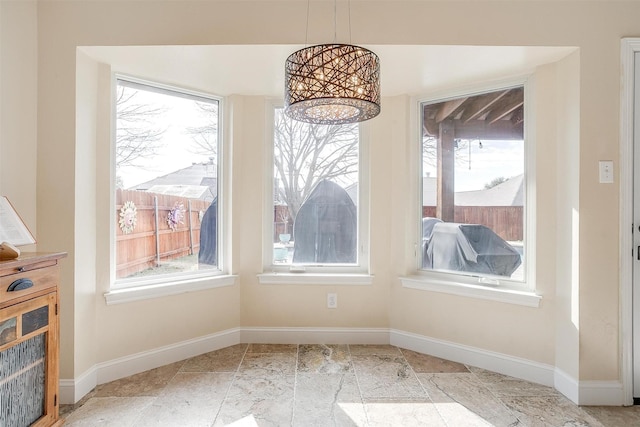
[{"xmin": 284, "ymin": 0, "xmax": 381, "ymax": 125}]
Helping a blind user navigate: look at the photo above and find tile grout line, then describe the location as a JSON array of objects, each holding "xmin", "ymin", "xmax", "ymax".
[
  {"xmin": 132, "ymin": 359, "xmax": 190, "ymax": 427},
  {"xmin": 398, "ymin": 347, "xmax": 451, "ymax": 427},
  {"xmin": 347, "ymin": 344, "xmax": 371, "ymax": 427},
  {"xmin": 210, "ymin": 343, "xmax": 250, "ymax": 427},
  {"xmin": 465, "ymin": 364, "xmax": 526, "ymax": 426}
]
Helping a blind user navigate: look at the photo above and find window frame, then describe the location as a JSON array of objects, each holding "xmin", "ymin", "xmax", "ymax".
[
  {"xmin": 408, "ymin": 77, "xmax": 536, "ymax": 295},
  {"xmin": 261, "ymin": 100, "xmax": 371, "ymax": 279},
  {"xmin": 109, "ymin": 75, "xmax": 229, "ymax": 292}
]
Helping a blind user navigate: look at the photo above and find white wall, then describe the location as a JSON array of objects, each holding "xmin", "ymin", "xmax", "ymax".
[{"xmin": 1, "ymin": 0, "xmax": 638, "ymax": 404}]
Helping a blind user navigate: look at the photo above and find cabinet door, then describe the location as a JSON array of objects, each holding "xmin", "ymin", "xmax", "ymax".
[{"xmin": 0, "ymin": 292, "xmax": 59, "ymax": 427}]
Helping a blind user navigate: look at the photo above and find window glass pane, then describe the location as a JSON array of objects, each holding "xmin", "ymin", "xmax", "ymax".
[
  {"xmin": 115, "ymin": 79, "xmax": 219, "ymax": 281},
  {"xmin": 273, "ymin": 108, "xmax": 359, "ymax": 265},
  {"xmin": 421, "ymin": 87, "xmax": 525, "ymax": 281}
]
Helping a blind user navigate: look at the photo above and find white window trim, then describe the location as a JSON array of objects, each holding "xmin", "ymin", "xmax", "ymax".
[
  {"xmin": 408, "ymin": 76, "xmax": 537, "ymax": 299},
  {"xmin": 108, "ymin": 75, "xmax": 229, "ymax": 295},
  {"xmin": 261, "ymin": 100, "xmax": 371, "ymax": 280},
  {"xmin": 400, "ymin": 275, "xmax": 541, "ymax": 307},
  {"xmin": 105, "ymin": 274, "xmax": 237, "ymax": 305},
  {"xmin": 257, "ymin": 272, "xmax": 373, "ymax": 286}
]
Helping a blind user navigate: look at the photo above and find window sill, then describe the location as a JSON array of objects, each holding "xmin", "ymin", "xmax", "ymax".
[
  {"xmin": 258, "ymin": 272, "xmax": 373, "ymax": 285},
  {"xmin": 400, "ymin": 275, "xmax": 541, "ymax": 307},
  {"xmin": 104, "ymin": 274, "xmax": 237, "ymax": 305}
]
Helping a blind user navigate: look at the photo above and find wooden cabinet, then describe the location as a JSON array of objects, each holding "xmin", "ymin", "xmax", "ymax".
[{"xmin": 0, "ymin": 252, "xmax": 66, "ymax": 427}]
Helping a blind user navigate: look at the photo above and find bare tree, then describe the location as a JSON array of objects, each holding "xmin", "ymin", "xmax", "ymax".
[
  {"xmin": 273, "ymin": 110, "xmax": 358, "ymax": 223},
  {"xmin": 422, "ymin": 137, "xmax": 475, "ymax": 174},
  {"xmin": 115, "ymin": 86, "xmax": 167, "ymax": 172},
  {"xmin": 185, "ymin": 101, "xmax": 219, "ymax": 158},
  {"xmin": 484, "ymin": 176, "xmax": 508, "ymax": 189}
]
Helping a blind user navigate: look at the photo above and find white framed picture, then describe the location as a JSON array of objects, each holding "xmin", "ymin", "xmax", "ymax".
[{"xmin": 0, "ymin": 196, "xmax": 36, "ymax": 246}]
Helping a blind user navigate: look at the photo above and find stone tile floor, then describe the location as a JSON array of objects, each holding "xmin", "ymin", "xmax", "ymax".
[{"xmin": 60, "ymin": 344, "xmax": 640, "ymax": 426}]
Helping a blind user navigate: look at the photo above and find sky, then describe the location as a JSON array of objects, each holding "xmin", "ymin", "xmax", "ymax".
[{"xmin": 423, "ymin": 139, "xmax": 524, "ymax": 192}]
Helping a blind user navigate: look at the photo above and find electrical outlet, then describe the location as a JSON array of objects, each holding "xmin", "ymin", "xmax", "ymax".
[{"xmin": 327, "ymin": 293, "xmax": 337, "ymax": 309}]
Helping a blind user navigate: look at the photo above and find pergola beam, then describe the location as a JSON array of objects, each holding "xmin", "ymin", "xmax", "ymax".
[
  {"xmin": 487, "ymin": 99, "xmax": 524, "ymax": 124},
  {"xmin": 424, "ymin": 118, "xmax": 524, "ymax": 140},
  {"xmin": 435, "ymin": 98, "xmax": 468, "ymax": 123},
  {"xmin": 461, "ymin": 90, "xmax": 510, "ymax": 123},
  {"xmin": 436, "ymin": 120, "xmax": 455, "ymax": 222}
]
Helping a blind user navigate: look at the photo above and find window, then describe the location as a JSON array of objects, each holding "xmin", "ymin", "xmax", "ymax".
[
  {"xmin": 420, "ymin": 85, "xmax": 527, "ymax": 286},
  {"xmin": 270, "ymin": 107, "xmax": 365, "ymax": 271},
  {"xmin": 113, "ymin": 77, "xmax": 222, "ymax": 287}
]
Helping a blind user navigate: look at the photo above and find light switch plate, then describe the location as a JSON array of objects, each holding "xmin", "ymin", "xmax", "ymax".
[{"xmin": 599, "ymin": 160, "xmax": 614, "ymax": 184}]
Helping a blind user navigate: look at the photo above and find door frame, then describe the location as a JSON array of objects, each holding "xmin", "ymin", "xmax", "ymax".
[{"xmin": 620, "ymin": 38, "xmax": 640, "ymax": 406}]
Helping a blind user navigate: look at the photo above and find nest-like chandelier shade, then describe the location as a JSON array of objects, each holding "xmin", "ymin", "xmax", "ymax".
[{"xmin": 284, "ymin": 44, "xmax": 381, "ymax": 125}]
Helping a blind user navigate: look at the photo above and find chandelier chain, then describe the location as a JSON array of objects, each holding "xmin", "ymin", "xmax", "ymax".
[
  {"xmin": 305, "ymin": 0, "xmax": 310, "ymax": 46},
  {"xmin": 333, "ymin": 0, "xmax": 337, "ymax": 43},
  {"xmin": 348, "ymin": 0, "xmax": 352, "ymax": 44}
]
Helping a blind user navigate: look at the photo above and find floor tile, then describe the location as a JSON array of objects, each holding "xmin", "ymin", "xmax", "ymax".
[
  {"xmin": 352, "ymin": 354, "xmax": 426, "ymax": 400},
  {"xmin": 180, "ymin": 344, "xmax": 248, "ymax": 373},
  {"xmin": 293, "ymin": 372, "xmax": 365, "ymax": 426},
  {"xmin": 94, "ymin": 361, "xmax": 184, "ymax": 397},
  {"xmin": 348, "ymin": 344, "xmax": 402, "ymax": 356},
  {"xmin": 583, "ymin": 405, "xmax": 640, "ymax": 426},
  {"xmin": 246, "ymin": 343, "xmax": 298, "ymax": 354},
  {"xmin": 133, "ymin": 372, "xmax": 233, "ymax": 427},
  {"xmin": 60, "ymin": 389, "xmax": 97, "ymax": 418},
  {"xmin": 502, "ymin": 395, "xmax": 604, "ymax": 426},
  {"xmin": 239, "ymin": 352, "xmax": 297, "ymax": 377},
  {"xmin": 400, "ymin": 348, "xmax": 469, "ymax": 373},
  {"xmin": 365, "ymin": 400, "xmax": 447, "ymax": 427},
  {"xmin": 63, "ymin": 397, "xmax": 155, "ymax": 426},
  {"xmin": 468, "ymin": 365, "xmax": 560, "ymax": 397},
  {"xmin": 416, "ymin": 372, "xmax": 520, "ymax": 427},
  {"xmin": 298, "ymin": 344, "xmax": 351, "ymax": 374},
  {"xmin": 214, "ymin": 374, "xmax": 295, "ymax": 427}
]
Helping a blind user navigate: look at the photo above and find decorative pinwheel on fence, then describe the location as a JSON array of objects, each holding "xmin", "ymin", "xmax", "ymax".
[{"xmin": 167, "ymin": 202, "xmax": 185, "ymax": 231}]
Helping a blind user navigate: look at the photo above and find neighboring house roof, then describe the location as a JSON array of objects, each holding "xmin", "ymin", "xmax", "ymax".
[
  {"xmin": 131, "ymin": 161, "xmax": 217, "ymax": 201},
  {"xmin": 146, "ymin": 184, "xmax": 214, "ymax": 201},
  {"xmin": 342, "ymin": 175, "xmax": 523, "ymax": 208},
  {"xmin": 423, "ymin": 174, "xmax": 523, "ymax": 206}
]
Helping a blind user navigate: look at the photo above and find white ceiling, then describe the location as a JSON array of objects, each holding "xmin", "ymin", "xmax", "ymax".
[{"xmin": 82, "ymin": 45, "xmax": 576, "ymax": 97}]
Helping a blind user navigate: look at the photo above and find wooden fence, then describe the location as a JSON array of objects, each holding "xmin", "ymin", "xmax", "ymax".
[
  {"xmin": 423, "ymin": 206, "xmax": 523, "ymax": 241},
  {"xmin": 116, "ymin": 189, "xmax": 212, "ymax": 279},
  {"xmin": 273, "ymin": 204, "xmax": 523, "ymax": 244}
]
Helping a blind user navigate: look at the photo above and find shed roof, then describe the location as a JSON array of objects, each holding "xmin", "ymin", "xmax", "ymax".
[
  {"xmin": 131, "ymin": 161, "xmax": 217, "ymax": 201},
  {"xmin": 423, "ymin": 174, "xmax": 523, "ymax": 207}
]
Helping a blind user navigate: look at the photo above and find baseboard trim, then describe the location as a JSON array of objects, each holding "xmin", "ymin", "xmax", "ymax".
[
  {"xmin": 579, "ymin": 380, "xmax": 625, "ymax": 406},
  {"xmin": 390, "ymin": 329, "xmax": 555, "ymax": 387},
  {"xmin": 554, "ymin": 367, "xmax": 579, "ymax": 404},
  {"xmin": 96, "ymin": 327, "xmax": 242, "ymax": 386},
  {"xmin": 240, "ymin": 327, "xmax": 390, "ymax": 345},
  {"xmin": 60, "ymin": 327, "xmax": 241, "ymax": 404},
  {"xmin": 554, "ymin": 368, "xmax": 626, "ymax": 405},
  {"xmin": 59, "ymin": 365, "xmax": 97, "ymax": 405}
]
